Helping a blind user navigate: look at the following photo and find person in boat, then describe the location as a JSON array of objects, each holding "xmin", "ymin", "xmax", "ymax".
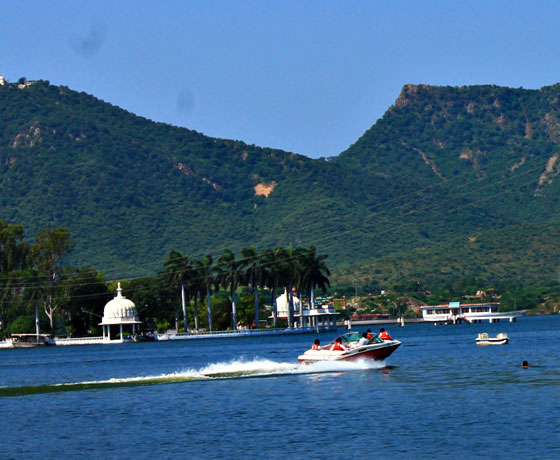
[
  {"xmin": 366, "ymin": 329, "xmax": 373, "ymax": 340},
  {"xmin": 312, "ymin": 339, "xmax": 321, "ymax": 350},
  {"xmin": 379, "ymin": 328, "xmax": 392, "ymax": 341},
  {"xmin": 330, "ymin": 337, "xmax": 348, "ymax": 351},
  {"xmin": 358, "ymin": 332, "xmax": 369, "ymax": 346}
]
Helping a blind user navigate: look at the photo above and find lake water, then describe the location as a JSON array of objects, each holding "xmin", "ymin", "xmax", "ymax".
[{"xmin": 1, "ymin": 315, "xmax": 559, "ymax": 459}]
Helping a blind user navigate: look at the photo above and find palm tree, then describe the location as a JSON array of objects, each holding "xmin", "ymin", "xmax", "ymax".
[
  {"xmin": 277, "ymin": 246, "xmax": 303, "ymax": 329},
  {"xmin": 194, "ymin": 254, "xmax": 215, "ymax": 331},
  {"xmin": 216, "ymin": 248, "xmax": 243, "ymax": 330},
  {"xmin": 163, "ymin": 250, "xmax": 192, "ymax": 332},
  {"xmin": 241, "ymin": 246, "xmax": 265, "ymax": 329},
  {"xmin": 261, "ymin": 247, "xmax": 284, "ymax": 329},
  {"xmin": 189, "ymin": 273, "xmax": 202, "ymax": 331},
  {"xmin": 299, "ymin": 245, "xmax": 331, "ymax": 312}
]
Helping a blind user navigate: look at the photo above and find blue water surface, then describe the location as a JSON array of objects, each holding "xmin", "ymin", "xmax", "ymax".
[{"xmin": 1, "ymin": 315, "xmax": 559, "ymax": 459}]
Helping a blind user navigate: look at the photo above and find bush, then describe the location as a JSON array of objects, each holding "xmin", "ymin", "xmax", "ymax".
[{"xmin": 7, "ymin": 315, "xmax": 35, "ymax": 335}]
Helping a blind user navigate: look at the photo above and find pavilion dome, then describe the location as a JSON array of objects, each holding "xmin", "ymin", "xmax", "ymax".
[
  {"xmin": 275, "ymin": 289, "xmax": 301, "ymax": 318},
  {"xmin": 100, "ymin": 282, "xmax": 141, "ymax": 325}
]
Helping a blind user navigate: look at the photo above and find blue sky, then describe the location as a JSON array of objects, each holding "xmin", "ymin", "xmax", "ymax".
[{"xmin": 3, "ymin": 0, "xmax": 560, "ymax": 158}]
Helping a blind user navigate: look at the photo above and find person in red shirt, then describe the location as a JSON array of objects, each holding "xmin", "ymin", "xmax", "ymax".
[
  {"xmin": 311, "ymin": 339, "xmax": 321, "ymax": 350},
  {"xmin": 379, "ymin": 328, "xmax": 392, "ymax": 341},
  {"xmin": 330, "ymin": 337, "xmax": 347, "ymax": 351}
]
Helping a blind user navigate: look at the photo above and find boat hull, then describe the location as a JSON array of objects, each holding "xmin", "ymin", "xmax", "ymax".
[
  {"xmin": 475, "ymin": 338, "xmax": 509, "ymax": 346},
  {"xmin": 475, "ymin": 332, "xmax": 509, "ymax": 346},
  {"xmin": 298, "ymin": 340, "xmax": 401, "ymax": 364}
]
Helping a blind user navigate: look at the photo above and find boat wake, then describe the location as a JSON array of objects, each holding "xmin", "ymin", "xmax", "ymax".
[
  {"xmin": 196, "ymin": 357, "xmax": 385, "ymax": 378},
  {"xmin": 0, "ymin": 358, "xmax": 386, "ymax": 397}
]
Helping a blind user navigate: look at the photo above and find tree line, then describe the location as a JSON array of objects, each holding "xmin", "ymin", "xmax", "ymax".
[
  {"xmin": 0, "ymin": 221, "xmax": 331, "ymax": 337},
  {"xmin": 162, "ymin": 245, "xmax": 330, "ymax": 333}
]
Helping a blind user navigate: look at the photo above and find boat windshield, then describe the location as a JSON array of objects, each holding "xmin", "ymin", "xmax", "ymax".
[
  {"xmin": 328, "ymin": 331, "xmax": 385, "ymax": 346},
  {"xmin": 339, "ymin": 332, "xmax": 362, "ymax": 343}
]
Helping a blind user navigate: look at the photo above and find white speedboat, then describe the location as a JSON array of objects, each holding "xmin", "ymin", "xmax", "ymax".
[
  {"xmin": 298, "ymin": 331, "xmax": 401, "ymax": 364},
  {"xmin": 475, "ymin": 332, "xmax": 509, "ymax": 346}
]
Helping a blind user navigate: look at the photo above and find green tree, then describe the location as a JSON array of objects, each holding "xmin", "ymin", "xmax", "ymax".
[
  {"xmin": 60, "ymin": 268, "xmax": 110, "ymax": 336},
  {"xmin": 299, "ymin": 245, "xmax": 331, "ymax": 310},
  {"xmin": 279, "ymin": 246, "xmax": 303, "ymax": 329},
  {"xmin": 216, "ymin": 248, "xmax": 243, "ymax": 329},
  {"xmin": 241, "ymin": 246, "xmax": 265, "ymax": 328},
  {"xmin": 0, "ymin": 221, "xmax": 33, "ymax": 332},
  {"xmin": 261, "ymin": 247, "xmax": 285, "ymax": 328},
  {"xmin": 0, "ymin": 221, "xmax": 30, "ymax": 273},
  {"xmin": 124, "ymin": 277, "xmax": 173, "ymax": 332},
  {"xmin": 31, "ymin": 228, "xmax": 73, "ymax": 334},
  {"xmin": 163, "ymin": 250, "xmax": 192, "ymax": 332},
  {"xmin": 194, "ymin": 254, "xmax": 215, "ymax": 331}
]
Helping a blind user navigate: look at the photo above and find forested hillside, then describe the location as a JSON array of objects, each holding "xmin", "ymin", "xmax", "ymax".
[
  {"xmin": 333, "ymin": 83, "xmax": 560, "ymax": 286},
  {"xmin": 0, "ymin": 80, "xmax": 406, "ymax": 278},
  {"xmin": 2, "ymin": 79, "xmax": 560, "ymax": 286}
]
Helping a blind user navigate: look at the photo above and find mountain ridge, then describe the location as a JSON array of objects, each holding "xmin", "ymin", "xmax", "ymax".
[{"xmin": 2, "ymin": 79, "xmax": 560, "ymax": 286}]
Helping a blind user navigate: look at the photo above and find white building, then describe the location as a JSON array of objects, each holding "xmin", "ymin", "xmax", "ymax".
[
  {"xmin": 99, "ymin": 282, "xmax": 141, "ymax": 342},
  {"xmin": 420, "ymin": 302, "xmax": 522, "ymax": 324},
  {"xmin": 275, "ymin": 289, "xmax": 301, "ymax": 318},
  {"xmin": 274, "ymin": 289, "xmax": 338, "ymax": 331}
]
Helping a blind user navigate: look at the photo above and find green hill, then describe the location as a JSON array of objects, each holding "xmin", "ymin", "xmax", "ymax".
[
  {"xmin": 332, "ymin": 83, "xmax": 560, "ymax": 285},
  {"xmin": 0, "ymin": 80, "xmax": 405, "ymax": 277},
  {"xmin": 2, "ymin": 79, "xmax": 560, "ymax": 286}
]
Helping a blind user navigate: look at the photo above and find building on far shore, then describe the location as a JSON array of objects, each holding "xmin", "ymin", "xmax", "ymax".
[
  {"xmin": 273, "ymin": 289, "xmax": 338, "ymax": 331},
  {"xmin": 99, "ymin": 282, "xmax": 141, "ymax": 342},
  {"xmin": 420, "ymin": 302, "xmax": 523, "ymax": 324}
]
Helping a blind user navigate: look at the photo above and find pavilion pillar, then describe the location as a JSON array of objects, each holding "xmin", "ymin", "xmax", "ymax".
[{"xmin": 119, "ymin": 324, "xmax": 123, "ymax": 340}]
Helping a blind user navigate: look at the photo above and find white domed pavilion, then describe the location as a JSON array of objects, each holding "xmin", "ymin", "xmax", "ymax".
[
  {"xmin": 275, "ymin": 289, "xmax": 301, "ymax": 319},
  {"xmin": 273, "ymin": 289, "xmax": 338, "ymax": 331},
  {"xmin": 100, "ymin": 282, "xmax": 141, "ymax": 342}
]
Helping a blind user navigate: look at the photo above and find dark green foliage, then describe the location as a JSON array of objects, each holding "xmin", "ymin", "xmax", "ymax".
[
  {"xmin": 6, "ymin": 314, "xmax": 48, "ymax": 335},
  {"xmin": 0, "ymin": 80, "xmax": 397, "ymax": 279},
  {"xmin": 59, "ymin": 268, "xmax": 111, "ymax": 336},
  {"xmin": 4, "ymin": 79, "xmax": 560, "ymax": 291}
]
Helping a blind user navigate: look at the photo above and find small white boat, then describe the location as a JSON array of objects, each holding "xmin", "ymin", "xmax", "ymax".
[
  {"xmin": 0, "ymin": 339, "xmax": 15, "ymax": 349},
  {"xmin": 298, "ymin": 331, "xmax": 401, "ymax": 364},
  {"xmin": 475, "ymin": 332, "xmax": 509, "ymax": 346}
]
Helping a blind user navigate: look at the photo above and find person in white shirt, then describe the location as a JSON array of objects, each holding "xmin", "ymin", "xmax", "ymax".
[{"xmin": 358, "ymin": 332, "xmax": 369, "ymax": 346}]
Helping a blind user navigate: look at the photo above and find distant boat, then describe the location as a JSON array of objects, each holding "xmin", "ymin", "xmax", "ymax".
[
  {"xmin": 3, "ymin": 334, "xmax": 49, "ymax": 348},
  {"xmin": 475, "ymin": 332, "xmax": 509, "ymax": 346},
  {"xmin": 133, "ymin": 332, "xmax": 157, "ymax": 342},
  {"xmin": 0, "ymin": 339, "xmax": 14, "ymax": 349}
]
